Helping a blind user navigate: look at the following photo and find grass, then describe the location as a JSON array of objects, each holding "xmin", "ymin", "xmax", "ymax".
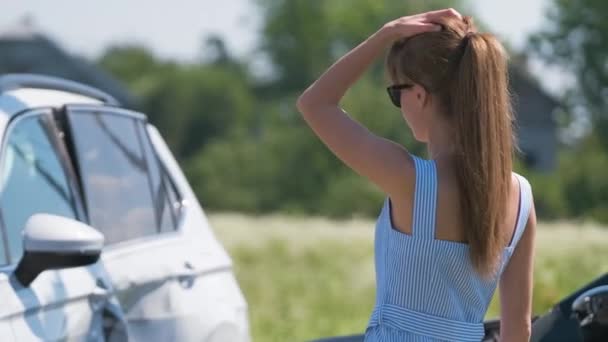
[{"xmin": 209, "ymin": 213, "xmax": 608, "ymax": 342}]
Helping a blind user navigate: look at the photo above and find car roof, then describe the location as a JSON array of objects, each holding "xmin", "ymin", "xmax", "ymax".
[{"xmin": 0, "ymin": 74, "xmax": 118, "ymax": 118}]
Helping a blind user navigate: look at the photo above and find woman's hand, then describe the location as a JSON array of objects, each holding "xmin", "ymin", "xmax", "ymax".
[{"xmin": 382, "ymin": 8, "xmax": 463, "ymax": 40}]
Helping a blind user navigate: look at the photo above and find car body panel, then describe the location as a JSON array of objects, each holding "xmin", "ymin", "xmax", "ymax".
[{"xmin": 0, "ymin": 264, "xmax": 108, "ymax": 341}]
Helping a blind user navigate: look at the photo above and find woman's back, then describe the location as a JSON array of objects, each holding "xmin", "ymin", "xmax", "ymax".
[
  {"xmin": 388, "ymin": 155, "xmax": 522, "ymax": 246},
  {"xmin": 364, "ymin": 155, "xmax": 533, "ymax": 342}
]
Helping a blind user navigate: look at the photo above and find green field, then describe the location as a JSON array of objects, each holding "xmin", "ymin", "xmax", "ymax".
[{"xmin": 209, "ymin": 213, "xmax": 608, "ymax": 342}]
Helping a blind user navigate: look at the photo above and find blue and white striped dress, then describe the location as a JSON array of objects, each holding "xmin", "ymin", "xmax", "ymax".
[{"xmin": 364, "ymin": 154, "xmax": 533, "ymax": 342}]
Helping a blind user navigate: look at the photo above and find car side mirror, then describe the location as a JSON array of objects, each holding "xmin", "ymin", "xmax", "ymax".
[
  {"xmin": 572, "ymin": 285, "xmax": 608, "ymax": 341},
  {"xmin": 14, "ymin": 214, "xmax": 104, "ymax": 287}
]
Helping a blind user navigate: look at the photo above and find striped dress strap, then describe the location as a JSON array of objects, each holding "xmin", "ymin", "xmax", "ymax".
[
  {"xmin": 411, "ymin": 155, "xmax": 438, "ymax": 239},
  {"xmin": 510, "ymin": 174, "xmax": 533, "ymax": 248}
]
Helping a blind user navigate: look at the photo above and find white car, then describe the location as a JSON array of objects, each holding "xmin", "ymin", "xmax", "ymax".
[{"xmin": 0, "ymin": 74, "xmax": 250, "ymax": 341}]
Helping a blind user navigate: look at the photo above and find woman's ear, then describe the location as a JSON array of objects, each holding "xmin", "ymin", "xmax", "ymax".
[{"xmin": 413, "ymin": 84, "xmax": 429, "ymax": 107}]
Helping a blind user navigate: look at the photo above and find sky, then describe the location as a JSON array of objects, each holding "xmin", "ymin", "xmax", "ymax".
[{"xmin": 0, "ymin": 0, "xmax": 569, "ymax": 94}]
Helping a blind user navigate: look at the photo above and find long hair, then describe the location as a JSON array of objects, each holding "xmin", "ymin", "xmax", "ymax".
[{"xmin": 386, "ymin": 16, "xmax": 514, "ymax": 277}]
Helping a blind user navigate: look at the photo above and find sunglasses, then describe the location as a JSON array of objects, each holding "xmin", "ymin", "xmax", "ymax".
[{"xmin": 386, "ymin": 83, "xmax": 414, "ymax": 108}]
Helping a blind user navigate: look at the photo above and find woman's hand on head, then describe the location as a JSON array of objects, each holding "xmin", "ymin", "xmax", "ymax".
[{"xmin": 382, "ymin": 8, "xmax": 463, "ymax": 40}]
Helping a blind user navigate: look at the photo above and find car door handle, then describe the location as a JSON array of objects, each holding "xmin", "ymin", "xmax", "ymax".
[{"xmin": 175, "ymin": 261, "xmax": 197, "ymax": 279}]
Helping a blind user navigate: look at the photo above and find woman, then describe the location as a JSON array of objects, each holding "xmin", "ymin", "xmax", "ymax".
[{"xmin": 296, "ymin": 8, "xmax": 536, "ymax": 342}]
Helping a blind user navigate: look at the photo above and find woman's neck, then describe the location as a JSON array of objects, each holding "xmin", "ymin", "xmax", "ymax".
[{"xmin": 427, "ymin": 116, "xmax": 457, "ymax": 160}]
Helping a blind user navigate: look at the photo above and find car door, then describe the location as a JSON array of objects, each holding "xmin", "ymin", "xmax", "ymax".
[
  {"xmin": 63, "ymin": 105, "xmax": 211, "ymax": 341},
  {"xmin": 0, "ymin": 108, "xmax": 111, "ymax": 341},
  {"xmin": 64, "ymin": 104, "xmax": 249, "ymax": 342}
]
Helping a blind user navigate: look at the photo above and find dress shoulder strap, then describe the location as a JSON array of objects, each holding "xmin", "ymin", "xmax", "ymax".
[
  {"xmin": 509, "ymin": 174, "xmax": 533, "ymax": 248},
  {"xmin": 411, "ymin": 154, "xmax": 438, "ymax": 239}
]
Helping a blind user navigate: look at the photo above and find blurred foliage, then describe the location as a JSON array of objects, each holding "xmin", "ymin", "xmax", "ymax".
[
  {"xmin": 255, "ymin": 0, "xmax": 467, "ymax": 94},
  {"xmin": 524, "ymin": 0, "xmax": 608, "ymax": 222},
  {"xmin": 529, "ymin": 0, "xmax": 608, "ymax": 145},
  {"xmin": 559, "ymin": 135, "xmax": 608, "ymax": 223},
  {"xmin": 97, "ymin": 0, "xmax": 608, "ymax": 223}
]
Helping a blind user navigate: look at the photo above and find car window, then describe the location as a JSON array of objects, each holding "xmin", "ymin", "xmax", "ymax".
[
  {"xmin": 136, "ymin": 122, "xmax": 177, "ymax": 232},
  {"xmin": 0, "ymin": 113, "xmax": 78, "ymax": 262},
  {"xmin": 163, "ymin": 171, "xmax": 182, "ymax": 228},
  {"xmin": 68, "ymin": 111, "xmax": 160, "ymax": 244}
]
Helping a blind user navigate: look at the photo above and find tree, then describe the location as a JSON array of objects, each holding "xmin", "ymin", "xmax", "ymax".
[
  {"xmin": 98, "ymin": 45, "xmax": 159, "ymax": 86},
  {"xmin": 529, "ymin": 0, "xmax": 608, "ymax": 145},
  {"xmin": 254, "ymin": 0, "xmax": 468, "ymax": 95}
]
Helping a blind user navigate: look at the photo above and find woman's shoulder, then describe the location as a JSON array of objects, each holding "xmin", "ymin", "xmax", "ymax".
[{"xmin": 511, "ymin": 172, "xmax": 533, "ymax": 194}]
